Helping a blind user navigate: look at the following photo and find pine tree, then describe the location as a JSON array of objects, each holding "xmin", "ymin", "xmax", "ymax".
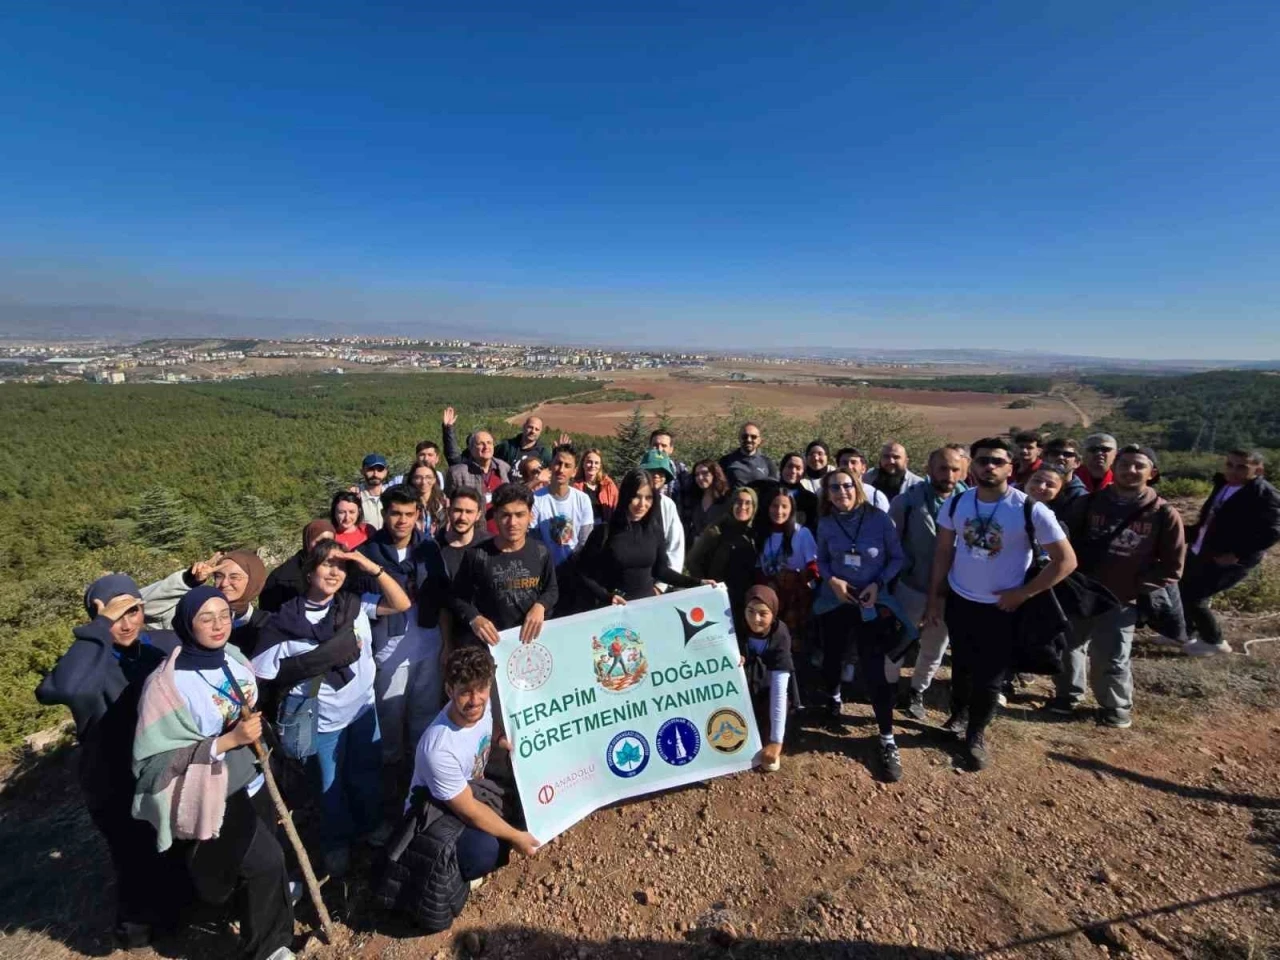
[
  {"xmin": 134, "ymin": 486, "xmax": 200, "ymax": 552},
  {"xmin": 611, "ymin": 405, "xmax": 650, "ymax": 472},
  {"xmin": 207, "ymin": 493, "xmax": 280, "ymax": 550}
]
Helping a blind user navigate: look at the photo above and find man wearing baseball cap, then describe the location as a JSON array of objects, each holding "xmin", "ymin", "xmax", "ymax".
[
  {"xmin": 1077, "ymin": 433, "xmax": 1117, "ymax": 493},
  {"xmin": 359, "ymin": 453, "xmax": 390, "ymax": 529}
]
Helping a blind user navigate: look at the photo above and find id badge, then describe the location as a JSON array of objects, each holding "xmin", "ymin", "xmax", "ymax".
[{"xmin": 844, "ymin": 550, "xmax": 862, "ymax": 570}]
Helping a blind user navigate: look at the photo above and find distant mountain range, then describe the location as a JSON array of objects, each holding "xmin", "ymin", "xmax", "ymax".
[{"xmin": 3, "ymin": 300, "xmax": 1277, "ymax": 373}]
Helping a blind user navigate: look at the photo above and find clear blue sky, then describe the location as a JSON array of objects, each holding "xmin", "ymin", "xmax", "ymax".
[{"xmin": 2, "ymin": 1, "xmax": 1278, "ymax": 357}]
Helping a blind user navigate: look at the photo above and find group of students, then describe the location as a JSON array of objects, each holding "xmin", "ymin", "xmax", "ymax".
[{"xmin": 36, "ymin": 412, "xmax": 1280, "ymax": 957}]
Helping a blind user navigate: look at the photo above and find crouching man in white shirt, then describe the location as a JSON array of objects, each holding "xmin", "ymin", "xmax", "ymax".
[{"xmin": 408, "ymin": 645, "xmax": 541, "ymax": 884}]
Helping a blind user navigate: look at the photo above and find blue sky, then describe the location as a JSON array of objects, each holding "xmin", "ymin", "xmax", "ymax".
[{"xmin": 1, "ymin": 1, "xmax": 1278, "ymax": 356}]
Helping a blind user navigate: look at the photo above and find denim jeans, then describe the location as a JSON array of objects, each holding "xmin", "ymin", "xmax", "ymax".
[
  {"xmin": 374, "ymin": 627, "xmax": 444, "ymax": 765},
  {"xmin": 455, "ymin": 828, "xmax": 502, "ymax": 881},
  {"xmin": 308, "ymin": 702, "xmax": 383, "ymax": 853}
]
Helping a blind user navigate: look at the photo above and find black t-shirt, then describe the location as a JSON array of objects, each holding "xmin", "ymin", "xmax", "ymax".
[
  {"xmin": 449, "ymin": 537, "xmax": 558, "ymax": 631},
  {"xmin": 435, "ymin": 528, "xmax": 493, "ymax": 580},
  {"xmin": 579, "ymin": 520, "xmax": 701, "ymax": 603}
]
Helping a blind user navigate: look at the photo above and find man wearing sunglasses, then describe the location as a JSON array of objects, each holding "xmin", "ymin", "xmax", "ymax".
[
  {"xmin": 1076, "ymin": 433, "xmax": 1117, "ymax": 494},
  {"xmin": 926, "ymin": 437, "xmax": 1077, "ymax": 771},
  {"xmin": 1042, "ymin": 438, "xmax": 1089, "ymax": 521},
  {"xmin": 719, "ymin": 421, "xmax": 778, "ymax": 489}
]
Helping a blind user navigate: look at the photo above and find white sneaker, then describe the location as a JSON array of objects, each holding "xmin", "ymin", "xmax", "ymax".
[
  {"xmin": 266, "ymin": 948, "xmax": 295, "ymax": 960},
  {"xmin": 288, "ymin": 881, "xmax": 304, "ymax": 906},
  {"xmin": 1183, "ymin": 639, "xmax": 1231, "ymax": 657},
  {"xmin": 469, "ymin": 876, "xmax": 486, "ymax": 892},
  {"xmin": 996, "ymin": 692, "xmax": 1008, "ymax": 708}
]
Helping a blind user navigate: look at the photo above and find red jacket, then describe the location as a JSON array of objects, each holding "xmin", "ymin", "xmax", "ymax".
[{"xmin": 1075, "ymin": 466, "xmax": 1114, "ymax": 493}]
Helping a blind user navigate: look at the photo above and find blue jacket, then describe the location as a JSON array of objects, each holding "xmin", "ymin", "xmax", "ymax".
[{"xmin": 816, "ymin": 505, "xmax": 904, "ymax": 591}]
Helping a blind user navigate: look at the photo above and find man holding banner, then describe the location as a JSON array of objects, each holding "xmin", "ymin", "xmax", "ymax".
[{"xmin": 490, "ymin": 584, "xmax": 762, "ymax": 842}]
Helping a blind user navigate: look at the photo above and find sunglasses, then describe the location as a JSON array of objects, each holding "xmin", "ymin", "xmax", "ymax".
[
  {"xmin": 828, "ymin": 481, "xmax": 856, "ymax": 492},
  {"xmin": 1086, "ymin": 446, "xmax": 1114, "ymax": 454},
  {"xmin": 974, "ymin": 456, "xmax": 1011, "ymax": 467},
  {"xmin": 1054, "ymin": 451, "xmax": 1079, "ymax": 460},
  {"xmin": 741, "ymin": 433, "xmax": 760, "ymax": 441}
]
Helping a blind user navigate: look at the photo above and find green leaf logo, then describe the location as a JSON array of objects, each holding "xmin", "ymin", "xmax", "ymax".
[{"xmin": 615, "ymin": 740, "xmax": 643, "ymax": 768}]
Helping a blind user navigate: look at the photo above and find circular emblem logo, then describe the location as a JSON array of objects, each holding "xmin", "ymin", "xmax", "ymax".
[
  {"xmin": 537, "ymin": 784, "xmax": 555, "ymax": 805},
  {"xmin": 605, "ymin": 730, "xmax": 650, "ymax": 778},
  {"xmin": 705, "ymin": 708, "xmax": 748, "ymax": 754},
  {"xmin": 592, "ymin": 626, "xmax": 648, "ymax": 693},
  {"xmin": 507, "ymin": 643, "xmax": 553, "ymax": 691},
  {"xmin": 656, "ymin": 717, "xmax": 701, "ymax": 767}
]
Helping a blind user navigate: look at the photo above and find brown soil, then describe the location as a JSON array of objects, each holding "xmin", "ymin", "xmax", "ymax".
[
  {"xmin": 520, "ymin": 378, "xmax": 1078, "ymax": 439},
  {"xmin": 4, "ymin": 640, "xmax": 1279, "ymax": 960}
]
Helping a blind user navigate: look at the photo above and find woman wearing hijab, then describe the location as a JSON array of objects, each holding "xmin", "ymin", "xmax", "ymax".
[
  {"xmin": 133, "ymin": 588, "xmax": 296, "ymax": 960},
  {"xmin": 331, "ymin": 490, "xmax": 375, "ymax": 549},
  {"xmin": 689, "ymin": 486, "xmax": 761, "ymax": 637},
  {"xmin": 140, "ymin": 551, "xmax": 269, "ymax": 656},
  {"xmin": 254, "ymin": 540, "xmax": 410, "ymax": 878},
  {"xmin": 406, "ymin": 462, "xmax": 448, "ymax": 536},
  {"xmin": 35, "ymin": 576, "xmax": 190, "ymax": 949},
  {"xmin": 577, "ymin": 468, "xmax": 710, "ymax": 606},
  {"xmin": 260, "ymin": 520, "xmax": 336, "ymax": 613},
  {"xmin": 777, "ymin": 453, "xmax": 820, "ymax": 531},
  {"xmin": 801, "ymin": 440, "xmax": 833, "ymax": 495}
]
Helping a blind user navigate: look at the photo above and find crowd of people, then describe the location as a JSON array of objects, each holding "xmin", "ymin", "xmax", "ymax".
[{"xmin": 36, "ymin": 411, "xmax": 1280, "ymax": 957}]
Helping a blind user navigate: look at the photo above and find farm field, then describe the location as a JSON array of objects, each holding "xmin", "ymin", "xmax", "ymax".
[{"xmin": 521, "ymin": 375, "xmax": 1080, "ymax": 440}]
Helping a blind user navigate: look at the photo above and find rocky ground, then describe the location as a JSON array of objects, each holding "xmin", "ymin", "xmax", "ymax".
[{"xmin": 3, "ymin": 630, "xmax": 1279, "ymax": 960}]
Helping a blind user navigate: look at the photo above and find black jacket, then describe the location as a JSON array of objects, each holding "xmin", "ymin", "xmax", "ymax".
[
  {"xmin": 360, "ymin": 529, "xmax": 452, "ymax": 640},
  {"xmin": 1187, "ymin": 474, "xmax": 1280, "ymax": 569},
  {"xmin": 376, "ymin": 778, "xmax": 507, "ymax": 932},
  {"xmin": 260, "ymin": 550, "xmax": 307, "ymax": 613},
  {"xmin": 36, "ymin": 619, "xmax": 178, "ymax": 803}
]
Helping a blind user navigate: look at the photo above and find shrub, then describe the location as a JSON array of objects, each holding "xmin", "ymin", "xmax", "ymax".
[
  {"xmin": 1159, "ymin": 478, "xmax": 1213, "ymax": 499},
  {"xmin": 1217, "ymin": 560, "xmax": 1280, "ymax": 615}
]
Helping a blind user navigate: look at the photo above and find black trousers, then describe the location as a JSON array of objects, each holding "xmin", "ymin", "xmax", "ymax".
[
  {"xmin": 87, "ymin": 788, "xmax": 192, "ymax": 928},
  {"xmin": 944, "ymin": 593, "xmax": 1016, "ymax": 739},
  {"xmin": 185, "ymin": 788, "xmax": 294, "ymax": 960},
  {"xmin": 821, "ymin": 605, "xmax": 896, "ymax": 735},
  {"xmin": 1180, "ymin": 551, "xmax": 1251, "ymax": 646}
]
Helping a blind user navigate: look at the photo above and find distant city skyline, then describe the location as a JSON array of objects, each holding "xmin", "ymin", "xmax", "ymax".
[{"xmin": 3, "ymin": 3, "xmax": 1279, "ymax": 358}]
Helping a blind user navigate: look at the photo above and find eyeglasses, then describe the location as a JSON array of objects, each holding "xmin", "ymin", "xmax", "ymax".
[
  {"xmin": 195, "ymin": 611, "xmax": 233, "ymax": 627},
  {"xmin": 212, "ymin": 572, "xmax": 247, "ymax": 586},
  {"xmin": 828, "ymin": 481, "xmax": 855, "ymax": 492},
  {"xmin": 974, "ymin": 456, "xmax": 1011, "ymax": 467},
  {"xmin": 1086, "ymin": 446, "xmax": 1114, "ymax": 454}
]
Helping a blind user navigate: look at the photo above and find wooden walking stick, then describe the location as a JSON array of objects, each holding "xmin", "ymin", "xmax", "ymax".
[{"xmin": 242, "ymin": 707, "xmax": 336, "ymax": 945}]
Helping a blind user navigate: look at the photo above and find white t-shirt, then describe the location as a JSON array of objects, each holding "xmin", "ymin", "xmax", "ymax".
[
  {"xmin": 861, "ymin": 483, "xmax": 891, "ymax": 513},
  {"xmin": 408, "ymin": 701, "xmax": 493, "ymax": 807},
  {"xmin": 1191, "ymin": 483, "xmax": 1243, "ymax": 555},
  {"xmin": 937, "ymin": 487, "xmax": 1066, "ymax": 604},
  {"xmin": 251, "ymin": 596, "xmax": 379, "ymax": 734},
  {"xmin": 171, "ymin": 655, "xmax": 264, "ymax": 795},
  {"xmin": 533, "ymin": 487, "xmax": 595, "ymax": 567}
]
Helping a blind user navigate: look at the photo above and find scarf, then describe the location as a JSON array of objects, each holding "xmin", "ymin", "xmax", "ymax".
[
  {"xmin": 221, "ymin": 550, "xmax": 267, "ymax": 617},
  {"xmin": 173, "ymin": 586, "xmax": 232, "ymax": 672},
  {"xmin": 303, "ymin": 519, "xmax": 335, "ymax": 551},
  {"xmin": 262, "ymin": 593, "xmax": 361, "ymax": 688},
  {"xmin": 363, "ymin": 528, "xmax": 422, "ymax": 637}
]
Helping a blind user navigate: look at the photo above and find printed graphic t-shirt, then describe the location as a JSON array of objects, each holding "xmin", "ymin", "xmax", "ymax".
[
  {"xmin": 937, "ymin": 487, "xmax": 1066, "ymax": 604},
  {"xmin": 533, "ymin": 487, "xmax": 595, "ymax": 566},
  {"xmin": 408, "ymin": 701, "xmax": 493, "ymax": 807}
]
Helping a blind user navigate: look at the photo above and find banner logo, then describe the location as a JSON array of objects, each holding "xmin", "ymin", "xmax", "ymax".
[
  {"xmin": 677, "ymin": 605, "xmax": 717, "ymax": 645},
  {"xmin": 706, "ymin": 709, "xmax": 748, "ymax": 754},
  {"xmin": 656, "ymin": 717, "xmax": 701, "ymax": 766},
  {"xmin": 592, "ymin": 626, "xmax": 648, "ymax": 693},
  {"xmin": 606, "ymin": 731, "xmax": 650, "ymax": 778},
  {"xmin": 507, "ymin": 643, "xmax": 554, "ymax": 691},
  {"xmin": 537, "ymin": 784, "xmax": 555, "ymax": 805}
]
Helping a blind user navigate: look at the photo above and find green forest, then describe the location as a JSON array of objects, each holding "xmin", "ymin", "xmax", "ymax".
[
  {"xmin": 822, "ymin": 374, "xmax": 1055, "ymax": 394},
  {"xmin": 0, "ymin": 373, "xmax": 594, "ymax": 746}
]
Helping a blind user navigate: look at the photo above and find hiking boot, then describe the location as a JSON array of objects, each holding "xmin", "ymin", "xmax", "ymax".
[
  {"xmin": 995, "ymin": 691, "xmax": 1008, "ymax": 708},
  {"xmin": 1046, "ymin": 696, "xmax": 1078, "ymax": 717},
  {"xmin": 1099, "ymin": 708, "xmax": 1132, "ymax": 729},
  {"xmin": 324, "ymin": 846, "xmax": 351, "ymax": 879},
  {"xmin": 361, "ymin": 820, "xmax": 394, "ymax": 848},
  {"xmin": 942, "ymin": 710, "xmax": 968, "ymax": 738},
  {"xmin": 1183, "ymin": 639, "xmax": 1231, "ymax": 658},
  {"xmin": 964, "ymin": 732, "xmax": 990, "ymax": 772},
  {"xmin": 903, "ymin": 689, "xmax": 927, "ymax": 722},
  {"xmin": 879, "ymin": 741, "xmax": 904, "ymax": 782}
]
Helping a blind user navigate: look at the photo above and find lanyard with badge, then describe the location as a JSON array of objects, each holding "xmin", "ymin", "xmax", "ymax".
[
  {"xmin": 832, "ymin": 506, "xmax": 868, "ymax": 571},
  {"xmin": 969, "ymin": 491, "xmax": 1000, "ymax": 561}
]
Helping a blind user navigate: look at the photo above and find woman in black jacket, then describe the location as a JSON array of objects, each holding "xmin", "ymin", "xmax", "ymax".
[
  {"xmin": 578, "ymin": 469, "xmax": 711, "ymax": 607},
  {"xmin": 260, "ymin": 520, "xmax": 336, "ymax": 612},
  {"xmin": 688, "ymin": 486, "xmax": 760, "ymax": 638},
  {"xmin": 35, "ymin": 575, "xmax": 191, "ymax": 949}
]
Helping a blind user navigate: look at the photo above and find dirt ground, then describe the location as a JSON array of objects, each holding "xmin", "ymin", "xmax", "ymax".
[
  {"xmin": 4, "ymin": 629, "xmax": 1279, "ymax": 960},
  {"xmin": 518, "ymin": 376, "xmax": 1078, "ymax": 440}
]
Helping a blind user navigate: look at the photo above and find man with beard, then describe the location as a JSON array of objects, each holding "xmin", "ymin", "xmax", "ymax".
[
  {"xmin": 720, "ymin": 421, "xmax": 778, "ymax": 488},
  {"xmin": 496, "ymin": 416, "xmax": 553, "ymax": 472},
  {"xmin": 1077, "ymin": 433, "xmax": 1117, "ymax": 493},
  {"xmin": 865, "ymin": 441, "xmax": 924, "ymax": 502},
  {"xmin": 1052, "ymin": 446, "xmax": 1185, "ymax": 727},
  {"xmin": 926, "ymin": 438, "xmax": 1076, "ymax": 771},
  {"xmin": 436, "ymin": 489, "xmax": 490, "ymax": 579},
  {"xmin": 357, "ymin": 453, "xmax": 391, "ymax": 529},
  {"xmin": 889, "ymin": 444, "xmax": 969, "ymax": 721}
]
